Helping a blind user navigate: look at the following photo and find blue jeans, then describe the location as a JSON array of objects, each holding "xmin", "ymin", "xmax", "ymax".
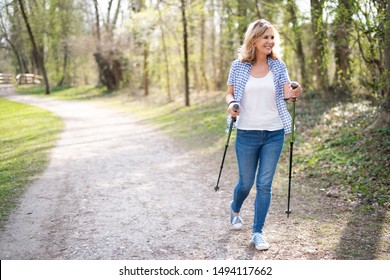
[{"xmin": 231, "ymin": 129, "xmax": 284, "ymax": 233}]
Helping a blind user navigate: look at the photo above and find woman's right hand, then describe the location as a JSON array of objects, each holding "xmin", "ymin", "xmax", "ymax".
[{"xmin": 227, "ymin": 102, "xmax": 240, "ymax": 117}]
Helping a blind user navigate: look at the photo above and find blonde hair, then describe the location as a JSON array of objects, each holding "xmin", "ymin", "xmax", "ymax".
[{"xmin": 238, "ymin": 19, "xmax": 282, "ymax": 63}]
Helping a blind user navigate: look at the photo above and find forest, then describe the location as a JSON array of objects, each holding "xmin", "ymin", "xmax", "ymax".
[
  {"xmin": 0, "ymin": 0, "xmax": 389, "ymax": 261},
  {"xmin": 0, "ymin": 0, "xmax": 389, "ymax": 126}
]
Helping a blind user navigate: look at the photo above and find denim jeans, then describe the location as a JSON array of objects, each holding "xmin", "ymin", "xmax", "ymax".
[{"xmin": 231, "ymin": 129, "xmax": 284, "ymax": 233}]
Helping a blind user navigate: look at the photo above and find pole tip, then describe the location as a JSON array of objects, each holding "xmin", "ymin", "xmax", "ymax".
[
  {"xmin": 285, "ymin": 209, "xmax": 291, "ymax": 218},
  {"xmin": 214, "ymin": 186, "xmax": 219, "ymax": 192}
]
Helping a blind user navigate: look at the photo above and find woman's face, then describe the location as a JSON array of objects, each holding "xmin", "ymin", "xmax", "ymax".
[{"xmin": 254, "ymin": 27, "xmax": 275, "ymax": 56}]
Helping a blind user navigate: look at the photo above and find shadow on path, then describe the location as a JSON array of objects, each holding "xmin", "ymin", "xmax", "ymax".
[{"xmin": 336, "ymin": 206, "xmax": 388, "ymax": 259}]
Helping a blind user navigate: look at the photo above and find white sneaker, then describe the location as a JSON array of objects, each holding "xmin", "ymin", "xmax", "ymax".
[
  {"xmin": 230, "ymin": 208, "xmax": 243, "ymax": 229},
  {"xmin": 251, "ymin": 233, "xmax": 270, "ymax": 250}
]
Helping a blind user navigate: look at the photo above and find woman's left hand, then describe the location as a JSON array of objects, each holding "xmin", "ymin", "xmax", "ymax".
[{"xmin": 284, "ymin": 82, "xmax": 303, "ymax": 101}]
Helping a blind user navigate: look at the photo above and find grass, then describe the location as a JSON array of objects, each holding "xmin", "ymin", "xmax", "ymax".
[
  {"xmin": 294, "ymin": 99, "xmax": 389, "ymax": 208},
  {"xmin": 106, "ymin": 93, "xmax": 230, "ymax": 152},
  {"xmin": 15, "ymin": 84, "xmax": 108, "ymax": 100},
  {"xmin": 0, "ymin": 98, "xmax": 63, "ymax": 227}
]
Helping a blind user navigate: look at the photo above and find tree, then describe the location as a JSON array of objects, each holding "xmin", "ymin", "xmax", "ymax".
[
  {"xmin": 157, "ymin": 1, "xmax": 172, "ymax": 101},
  {"xmin": 0, "ymin": 0, "xmax": 387, "ymax": 111},
  {"xmin": 199, "ymin": 0, "xmax": 209, "ymax": 92},
  {"xmin": 93, "ymin": 0, "xmax": 123, "ymax": 91},
  {"xmin": 49, "ymin": 0, "xmax": 76, "ymax": 87},
  {"xmin": 369, "ymin": 0, "xmax": 390, "ymax": 129},
  {"xmin": 181, "ymin": 0, "xmax": 190, "ymax": 106},
  {"xmin": 311, "ymin": 0, "xmax": 329, "ymax": 95},
  {"xmin": 286, "ymin": 0, "xmax": 307, "ymax": 88},
  {"xmin": 332, "ymin": 0, "xmax": 355, "ymax": 96},
  {"xmin": 17, "ymin": 0, "xmax": 50, "ymax": 94},
  {"xmin": 0, "ymin": 4, "xmax": 24, "ymax": 73}
]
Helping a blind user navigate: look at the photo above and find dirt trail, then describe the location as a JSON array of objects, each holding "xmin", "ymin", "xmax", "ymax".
[{"xmin": 0, "ymin": 90, "xmax": 387, "ymax": 260}]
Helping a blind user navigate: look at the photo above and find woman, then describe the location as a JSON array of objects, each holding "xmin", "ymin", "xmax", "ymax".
[{"xmin": 226, "ymin": 19, "xmax": 302, "ymax": 250}]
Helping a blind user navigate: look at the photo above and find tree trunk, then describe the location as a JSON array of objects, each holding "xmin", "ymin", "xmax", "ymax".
[
  {"xmin": 368, "ymin": 0, "xmax": 390, "ymax": 129},
  {"xmin": 17, "ymin": 0, "xmax": 50, "ymax": 94},
  {"xmin": 93, "ymin": 0, "xmax": 101, "ymax": 45},
  {"xmin": 92, "ymin": 0, "xmax": 123, "ymax": 91},
  {"xmin": 143, "ymin": 42, "xmax": 149, "ymax": 96},
  {"xmin": 157, "ymin": 4, "xmax": 171, "ymax": 101},
  {"xmin": 200, "ymin": 0, "xmax": 209, "ymax": 92},
  {"xmin": 9, "ymin": 41, "xmax": 24, "ymax": 73},
  {"xmin": 94, "ymin": 51, "xmax": 122, "ymax": 90},
  {"xmin": 333, "ymin": 0, "xmax": 354, "ymax": 96},
  {"xmin": 311, "ymin": 0, "xmax": 329, "ymax": 96},
  {"xmin": 181, "ymin": 0, "xmax": 190, "ymax": 107},
  {"xmin": 57, "ymin": 45, "xmax": 69, "ymax": 87},
  {"xmin": 13, "ymin": 1, "xmax": 30, "ymax": 73}
]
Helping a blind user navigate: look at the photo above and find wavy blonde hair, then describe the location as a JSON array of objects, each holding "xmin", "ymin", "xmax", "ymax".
[{"xmin": 238, "ymin": 19, "xmax": 282, "ymax": 63}]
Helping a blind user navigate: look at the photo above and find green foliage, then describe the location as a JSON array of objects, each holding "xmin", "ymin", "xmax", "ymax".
[
  {"xmin": 1, "ymin": 0, "xmax": 387, "ymax": 103},
  {"xmin": 351, "ymin": 0, "xmax": 388, "ymax": 97},
  {"xmin": 147, "ymin": 99, "xmax": 228, "ymax": 144},
  {"xmin": 295, "ymin": 100, "xmax": 389, "ymax": 207},
  {"xmin": 0, "ymin": 98, "xmax": 63, "ymax": 226}
]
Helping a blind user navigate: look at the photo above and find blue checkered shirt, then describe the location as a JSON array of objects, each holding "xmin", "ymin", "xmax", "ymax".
[{"xmin": 226, "ymin": 56, "xmax": 292, "ymax": 134}]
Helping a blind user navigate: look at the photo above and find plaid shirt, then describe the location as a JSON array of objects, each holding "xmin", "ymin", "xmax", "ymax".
[{"xmin": 226, "ymin": 56, "xmax": 292, "ymax": 134}]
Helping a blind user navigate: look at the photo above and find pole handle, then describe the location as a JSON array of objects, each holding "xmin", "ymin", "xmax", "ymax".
[
  {"xmin": 290, "ymin": 82, "xmax": 298, "ymax": 142},
  {"xmin": 284, "ymin": 82, "xmax": 299, "ymax": 101},
  {"xmin": 291, "ymin": 81, "xmax": 299, "ymax": 89},
  {"xmin": 291, "ymin": 81, "xmax": 298, "ymax": 102},
  {"xmin": 231, "ymin": 103, "xmax": 239, "ymax": 122}
]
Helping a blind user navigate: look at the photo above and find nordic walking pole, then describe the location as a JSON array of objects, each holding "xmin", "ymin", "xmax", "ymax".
[
  {"xmin": 215, "ymin": 103, "xmax": 239, "ymax": 192},
  {"xmin": 285, "ymin": 82, "xmax": 299, "ymax": 217}
]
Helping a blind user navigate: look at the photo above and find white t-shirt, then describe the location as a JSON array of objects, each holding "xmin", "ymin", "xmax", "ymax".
[{"xmin": 236, "ymin": 71, "xmax": 284, "ymax": 131}]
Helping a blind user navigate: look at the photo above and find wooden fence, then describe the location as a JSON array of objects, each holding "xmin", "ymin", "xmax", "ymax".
[
  {"xmin": 0, "ymin": 73, "xmax": 44, "ymax": 85},
  {"xmin": 0, "ymin": 73, "xmax": 13, "ymax": 84},
  {"xmin": 16, "ymin": 73, "xmax": 43, "ymax": 85}
]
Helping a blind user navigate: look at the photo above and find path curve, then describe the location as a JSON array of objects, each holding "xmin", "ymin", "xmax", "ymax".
[{"xmin": 0, "ymin": 90, "xmax": 236, "ymax": 259}]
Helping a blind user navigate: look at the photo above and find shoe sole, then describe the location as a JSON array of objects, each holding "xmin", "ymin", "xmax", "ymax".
[
  {"xmin": 232, "ymin": 223, "xmax": 242, "ymax": 230},
  {"xmin": 254, "ymin": 244, "xmax": 270, "ymax": 250},
  {"xmin": 251, "ymin": 239, "xmax": 270, "ymax": 250}
]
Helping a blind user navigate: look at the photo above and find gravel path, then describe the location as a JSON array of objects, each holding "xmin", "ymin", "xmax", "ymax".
[{"xmin": 0, "ymin": 90, "xmax": 240, "ymax": 260}]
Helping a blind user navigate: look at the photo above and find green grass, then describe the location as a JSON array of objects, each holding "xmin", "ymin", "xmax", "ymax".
[
  {"xmin": 0, "ymin": 98, "xmax": 63, "ymax": 227},
  {"xmin": 14, "ymin": 85, "xmax": 229, "ymax": 144},
  {"xmin": 15, "ymin": 85, "xmax": 108, "ymax": 100},
  {"xmin": 294, "ymin": 99, "xmax": 390, "ymax": 208},
  {"xmin": 100, "ymin": 91, "xmax": 232, "ymax": 153}
]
